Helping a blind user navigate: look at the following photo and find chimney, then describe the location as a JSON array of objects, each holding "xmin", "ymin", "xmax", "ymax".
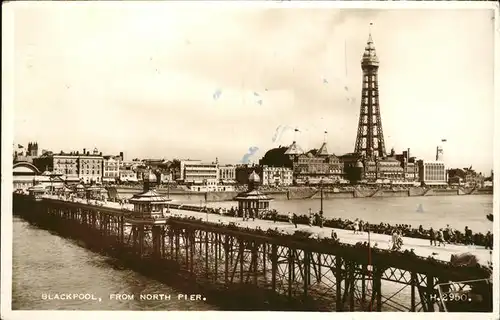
[
  {"xmin": 119, "ymin": 152, "xmax": 124, "ymax": 161},
  {"xmin": 83, "ymin": 148, "xmax": 86, "ymax": 154},
  {"xmin": 407, "ymin": 148, "xmax": 410, "ymax": 160}
]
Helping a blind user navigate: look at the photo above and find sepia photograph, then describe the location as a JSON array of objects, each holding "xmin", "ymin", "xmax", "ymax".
[{"xmin": 1, "ymin": 1, "xmax": 499, "ymax": 318}]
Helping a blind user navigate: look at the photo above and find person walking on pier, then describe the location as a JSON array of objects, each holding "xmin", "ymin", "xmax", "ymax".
[
  {"xmin": 429, "ymin": 227, "xmax": 437, "ymax": 246},
  {"xmin": 331, "ymin": 230, "xmax": 339, "ymax": 243},
  {"xmin": 353, "ymin": 218, "xmax": 360, "ymax": 235},
  {"xmin": 437, "ymin": 229, "xmax": 445, "ymax": 247},
  {"xmin": 464, "ymin": 226, "xmax": 473, "ymax": 245},
  {"xmin": 308, "ymin": 213, "xmax": 314, "ymax": 227},
  {"xmin": 319, "ymin": 213, "xmax": 324, "ymax": 228},
  {"xmin": 288, "ymin": 212, "xmax": 293, "ymax": 224},
  {"xmin": 391, "ymin": 231, "xmax": 401, "ymax": 251},
  {"xmin": 485, "ymin": 231, "xmax": 493, "ymax": 250},
  {"xmin": 292, "ymin": 213, "xmax": 298, "ymax": 228}
]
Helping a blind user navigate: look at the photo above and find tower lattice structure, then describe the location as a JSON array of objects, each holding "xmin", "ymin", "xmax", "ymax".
[{"xmin": 354, "ymin": 31, "xmax": 386, "ymax": 159}]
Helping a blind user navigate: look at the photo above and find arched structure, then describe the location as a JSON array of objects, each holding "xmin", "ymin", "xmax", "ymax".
[
  {"xmin": 13, "ymin": 162, "xmax": 42, "ymax": 190},
  {"xmin": 14, "ymin": 162, "xmax": 41, "ymax": 174}
]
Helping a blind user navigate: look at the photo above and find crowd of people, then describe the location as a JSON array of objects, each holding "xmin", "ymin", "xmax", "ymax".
[
  {"xmin": 183, "ymin": 205, "xmax": 493, "ymax": 250},
  {"xmin": 34, "ymin": 189, "xmax": 494, "ymax": 251},
  {"xmin": 167, "ymin": 215, "xmax": 492, "ymax": 275}
]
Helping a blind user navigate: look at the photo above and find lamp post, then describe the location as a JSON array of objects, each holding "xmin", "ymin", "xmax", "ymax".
[
  {"xmin": 319, "ymin": 177, "xmax": 324, "ymax": 216},
  {"xmin": 166, "ymin": 170, "xmax": 171, "ymax": 213}
]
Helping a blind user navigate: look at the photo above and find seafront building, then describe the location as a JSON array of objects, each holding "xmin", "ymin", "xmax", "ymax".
[
  {"xmin": 259, "ymin": 140, "xmax": 344, "ymax": 185},
  {"xmin": 448, "ymin": 167, "xmax": 485, "ymax": 187},
  {"xmin": 119, "ymin": 170, "xmax": 138, "ymax": 183},
  {"xmin": 76, "ymin": 148, "xmax": 104, "ymax": 184},
  {"xmin": 262, "ymin": 166, "xmax": 293, "ymax": 186},
  {"xmin": 417, "ymin": 160, "xmax": 447, "ymax": 186},
  {"xmin": 218, "ymin": 165, "xmax": 236, "ymax": 184},
  {"xmin": 102, "ymin": 156, "xmax": 121, "ymax": 183},
  {"xmin": 179, "ymin": 159, "xmax": 219, "ymax": 184}
]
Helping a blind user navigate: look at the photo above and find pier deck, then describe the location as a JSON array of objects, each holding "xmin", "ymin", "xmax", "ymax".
[
  {"xmin": 46, "ymin": 195, "xmax": 491, "ymax": 267},
  {"xmin": 15, "ymin": 194, "xmax": 492, "ymax": 312}
]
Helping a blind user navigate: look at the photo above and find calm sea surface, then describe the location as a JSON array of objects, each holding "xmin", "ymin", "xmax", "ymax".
[
  {"xmin": 203, "ymin": 195, "xmax": 494, "ymax": 234},
  {"xmin": 12, "ymin": 195, "xmax": 493, "ymax": 310},
  {"xmin": 12, "ymin": 217, "xmax": 218, "ymax": 310}
]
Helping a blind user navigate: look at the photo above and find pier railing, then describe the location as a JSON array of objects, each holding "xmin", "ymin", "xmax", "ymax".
[{"xmin": 13, "ymin": 194, "xmax": 492, "ymax": 312}]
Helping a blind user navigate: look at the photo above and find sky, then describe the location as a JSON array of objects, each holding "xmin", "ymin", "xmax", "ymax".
[{"xmin": 6, "ymin": 3, "xmax": 496, "ymax": 174}]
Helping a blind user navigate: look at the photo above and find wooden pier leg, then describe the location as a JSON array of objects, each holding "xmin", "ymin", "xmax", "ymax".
[
  {"xmin": 239, "ymin": 241, "xmax": 244, "ymax": 283},
  {"xmin": 132, "ymin": 226, "xmax": 138, "ymax": 253},
  {"xmin": 139, "ymin": 225, "xmax": 145, "ymax": 258},
  {"xmin": 375, "ymin": 268, "xmax": 382, "ymax": 312},
  {"xmin": 152, "ymin": 226, "xmax": 161, "ymax": 258},
  {"xmin": 411, "ymin": 272, "xmax": 416, "ymax": 312},
  {"xmin": 185, "ymin": 231, "xmax": 189, "ymax": 266},
  {"xmin": 252, "ymin": 242, "xmax": 258, "ymax": 285},
  {"xmin": 361, "ymin": 264, "xmax": 367, "ymax": 309},
  {"xmin": 205, "ymin": 231, "xmax": 209, "ymax": 278},
  {"xmin": 349, "ymin": 264, "xmax": 355, "ymax": 311},
  {"xmin": 271, "ymin": 244, "xmax": 277, "ymax": 292},
  {"xmin": 214, "ymin": 233, "xmax": 218, "ymax": 282},
  {"xmin": 161, "ymin": 226, "xmax": 166, "ymax": 259},
  {"xmin": 119, "ymin": 216, "xmax": 124, "ymax": 244},
  {"xmin": 336, "ymin": 257, "xmax": 343, "ymax": 311},
  {"xmin": 288, "ymin": 248, "xmax": 294, "ymax": 299},
  {"xmin": 427, "ymin": 276, "xmax": 435, "ymax": 312},
  {"xmin": 190, "ymin": 231, "xmax": 194, "ymax": 274},
  {"xmin": 303, "ymin": 251, "xmax": 310, "ymax": 299},
  {"xmin": 224, "ymin": 235, "xmax": 229, "ymax": 284},
  {"xmin": 317, "ymin": 253, "xmax": 322, "ymax": 282},
  {"xmin": 175, "ymin": 230, "xmax": 180, "ymax": 262},
  {"xmin": 262, "ymin": 243, "xmax": 267, "ymax": 284}
]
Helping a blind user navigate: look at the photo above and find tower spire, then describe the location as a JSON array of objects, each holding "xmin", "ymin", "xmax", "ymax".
[{"xmin": 354, "ymin": 26, "xmax": 386, "ymax": 159}]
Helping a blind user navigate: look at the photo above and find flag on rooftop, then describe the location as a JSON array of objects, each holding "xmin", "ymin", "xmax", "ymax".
[
  {"xmin": 18, "ymin": 144, "xmax": 24, "ymax": 149},
  {"xmin": 441, "ymin": 139, "xmax": 447, "ymax": 142}
]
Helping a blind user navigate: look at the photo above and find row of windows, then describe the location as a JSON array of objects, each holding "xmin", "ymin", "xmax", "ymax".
[
  {"xmin": 185, "ymin": 165, "xmax": 217, "ymax": 169},
  {"xmin": 81, "ymin": 170, "xmax": 101, "ymax": 175},
  {"xmin": 104, "ymin": 172, "xmax": 119, "ymax": 177}
]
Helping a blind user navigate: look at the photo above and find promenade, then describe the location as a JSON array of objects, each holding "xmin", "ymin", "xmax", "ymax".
[{"xmin": 46, "ymin": 195, "xmax": 492, "ymax": 267}]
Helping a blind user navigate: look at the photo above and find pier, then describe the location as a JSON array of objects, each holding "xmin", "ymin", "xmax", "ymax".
[{"xmin": 13, "ymin": 192, "xmax": 492, "ymax": 312}]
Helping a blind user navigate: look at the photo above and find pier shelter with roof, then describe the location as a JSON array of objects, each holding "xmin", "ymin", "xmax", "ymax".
[
  {"xmin": 74, "ymin": 184, "xmax": 85, "ymax": 198},
  {"xmin": 234, "ymin": 171, "xmax": 272, "ymax": 219},
  {"xmin": 85, "ymin": 184, "xmax": 107, "ymax": 200},
  {"xmin": 28, "ymin": 184, "xmax": 46, "ymax": 201},
  {"xmin": 124, "ymin": 170, "xmax": 171, "ymax": 258}
]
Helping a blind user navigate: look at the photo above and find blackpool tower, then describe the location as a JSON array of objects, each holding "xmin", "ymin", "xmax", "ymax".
[{"xmin": 354, "ymin": 27, "xmax": 387, "ymax": 159}]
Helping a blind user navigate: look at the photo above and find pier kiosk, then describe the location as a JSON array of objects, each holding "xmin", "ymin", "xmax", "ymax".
[
  {"xmin": 28, "ymin": 184, "xmax": 47, "ymax": 201},
  {"xmin": 75, "ymin": 183, "xmax": 85, "ymax": 198},
  {"xmin": 234, "ymin": 171, "xmax": 272, "ymax": 219},
  {"xmin": 124, "ymin": 170, "xmax": 171, "ymax": 258},
  {"xmin": 85, "ymin": 184, "xmax": 107, "ymax": 200}
]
